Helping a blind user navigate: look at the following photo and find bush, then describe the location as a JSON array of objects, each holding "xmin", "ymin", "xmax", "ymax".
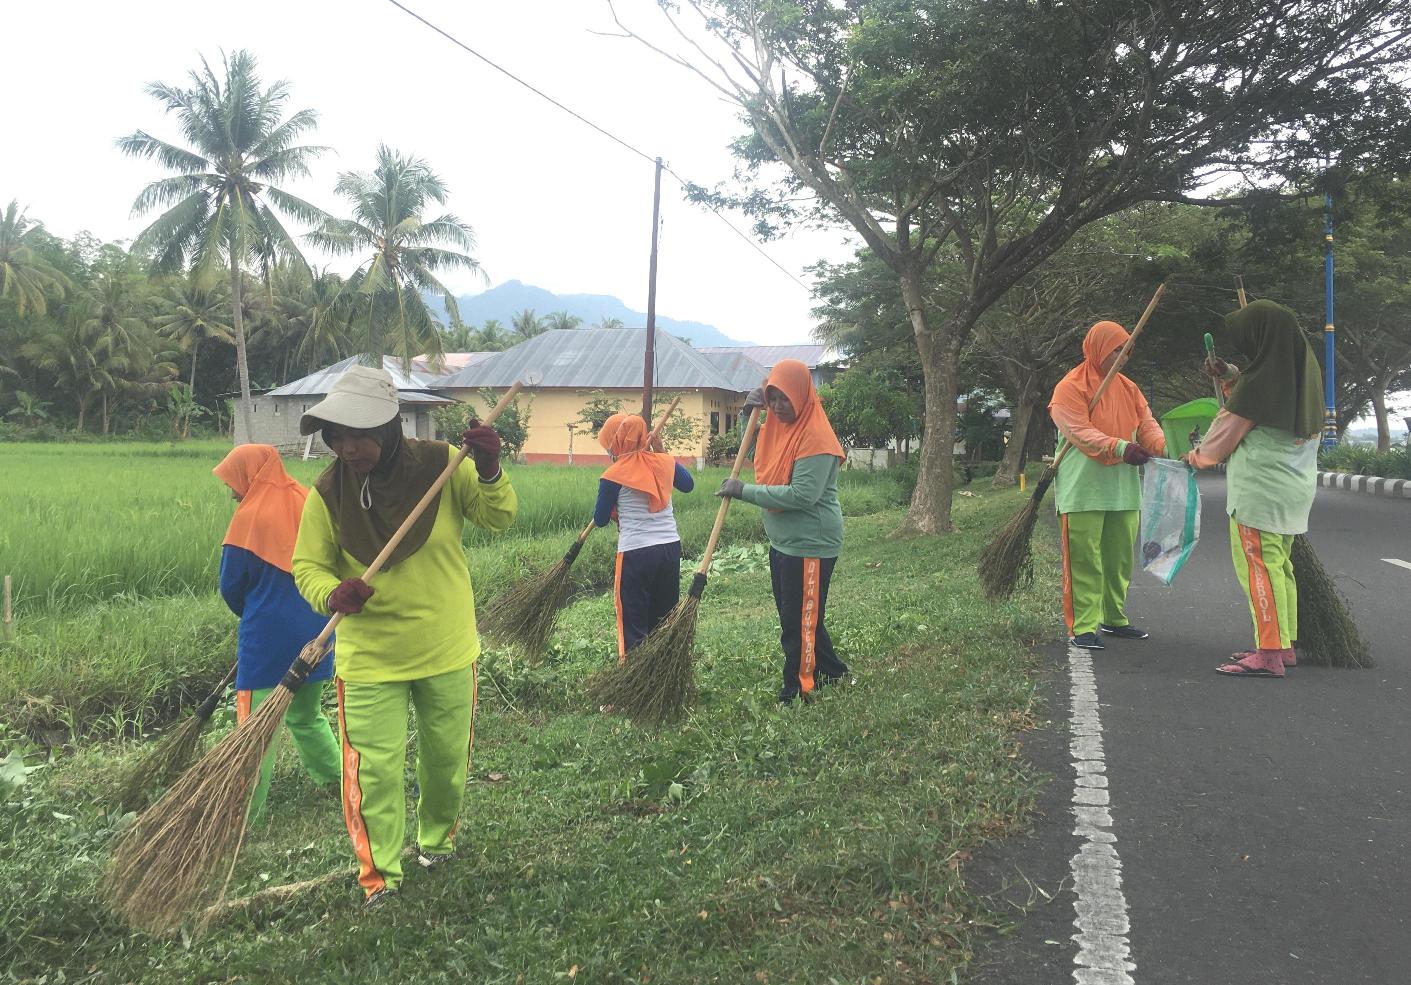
[{"xmin": 1318, "ymin": 444, "xmax": 1411, "ymax": 479}]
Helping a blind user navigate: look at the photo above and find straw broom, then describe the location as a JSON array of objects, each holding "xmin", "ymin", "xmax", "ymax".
[
  {"xmin": 1228, "ymin": 284, "xmax": 1371, "ymax": 668},
  {"xmin": 979, "ymin": 284, "xmax": 1167, "ymax": 599},
  {"xmin": 111, "ymin": 662, "xmax": 237, "ymax": 813},
  {"xmin": 587, "ymin": 406, "xmax": 764, "ymax": 725},
  {"xmin": 480, "ymin": 397, "xmax": 683, "ymax": 658},
  {"xmin": 102, "ymin": 382, "xmax": 525, "ymax": 935}
]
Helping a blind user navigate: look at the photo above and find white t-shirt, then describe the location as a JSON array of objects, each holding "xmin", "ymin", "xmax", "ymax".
[{"xmin": 616, "ymin": 486, "xmax": 680, "ymax": 553}]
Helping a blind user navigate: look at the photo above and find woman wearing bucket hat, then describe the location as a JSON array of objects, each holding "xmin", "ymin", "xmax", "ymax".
[
  {"xmin": 715, "ymin": 359, "xmax": 850, "ymax": 705},
  {"xmin": 290, "ymin": 364, "xmax": 517, "ymax": 907}
]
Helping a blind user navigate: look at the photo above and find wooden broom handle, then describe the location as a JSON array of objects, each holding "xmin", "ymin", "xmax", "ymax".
[
  {"xmin": 308, "ymin": 381, "xmax": 525, "ymax": 651},
  {"xmin": 572, "ymin": 396, "xmax": 685, "ymax": 548},
  {"xmin": 1051, "ymin": 282, "xmax": 1166, "ymax": 471},
  {"xmin": 695, "ymin": 406, "xmax": 764, "ymax": 576}
]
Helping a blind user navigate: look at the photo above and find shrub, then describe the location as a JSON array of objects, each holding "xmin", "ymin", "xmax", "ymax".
[{"xmin": 1318, "ymin": 444, "xmax": 1411, "ymax": 479}]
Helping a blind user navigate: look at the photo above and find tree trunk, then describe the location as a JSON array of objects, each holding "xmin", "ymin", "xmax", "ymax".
[
  {"xmin": 76, "ymin": 395, "xmax": 87, "ymax": 433},
  {"xmin": 992, "ymin": 380, "xmax": 1036, "ymax": 488},
  {"xmin": 189, "ymin": 336, "xmax": 201, "ymax": 393},
  {"xmin": 231, "ymin": 262, "xmax": 254, "ymax": 445},
  {"xmin": 898, "ymin": 270, "xmax": 960, "ymax": 534},
  {"xmin": 1371, "ymin": 376, "xmax": 1392, "ymax": 453},
  {"xmin": 101, "ymin": 392, "xmax": 110, "ymax": 436}
]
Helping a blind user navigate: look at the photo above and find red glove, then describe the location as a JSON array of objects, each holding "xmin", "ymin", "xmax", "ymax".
[
  {"xmin": 328, "ymin": 578, "xmax": 374, "ymax": 614},
  {"xmin": 461, "ymin": 420, "xmax": 502, "ymax": 480},
  {"xmin": 1122, "ymin": 442, "xmax": 1153, "ymax": 466}
]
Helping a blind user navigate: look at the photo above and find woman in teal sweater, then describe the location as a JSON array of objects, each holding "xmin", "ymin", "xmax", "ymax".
[{"xmin": 717, "ymin": 359, "xmax": 848, "ymax": 704}]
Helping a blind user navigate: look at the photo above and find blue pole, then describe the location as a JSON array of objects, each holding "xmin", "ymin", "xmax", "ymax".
[{"xmin": 1322, "ymin": 189, "xmax": 1338, "ymax": 448}]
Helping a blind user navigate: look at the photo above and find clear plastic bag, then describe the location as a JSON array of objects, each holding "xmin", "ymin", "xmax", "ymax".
[{"xmin": 1140, "ymin": 459, "xmax": 1201, "ymax": 585}]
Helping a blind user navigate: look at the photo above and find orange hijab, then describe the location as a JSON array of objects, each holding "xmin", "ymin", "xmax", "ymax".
[
  {"xmin": 212, "ymin": 444, "xmax": 308, "ymax": 573},
  {"xmin": 599, "ymin": 414, "xmax": 676, "ymax": 513},
  {"xmin": 1048, "ymin": 321, "xmax": 1143, "ymax": 465},
  {"xmin": 753, "ymin": 359, "xmax": 844, "ymax": 485}
]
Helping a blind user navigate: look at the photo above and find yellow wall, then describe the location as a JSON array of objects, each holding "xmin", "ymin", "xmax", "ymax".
[{"xmin": 446, "ymin": 387, "xmax": 741, "ymax": 462}]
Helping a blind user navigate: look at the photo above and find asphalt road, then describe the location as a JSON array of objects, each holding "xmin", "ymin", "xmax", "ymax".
[{"xmin": 969, "ymin": 473, "xmax": 1411, "ymax": 984}]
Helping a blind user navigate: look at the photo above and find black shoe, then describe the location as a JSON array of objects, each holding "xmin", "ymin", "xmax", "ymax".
[
  {"xmin": 1070, "ymin": 632, "xmax": 1105, "ymax": 650},
  {"xmin": 1100, "ymin": 623, "xmax": 1149, "ymax": 640},
  {"xmin": 417, "ymin": 848, "xmax": 455, "ymax": 871},
  {"xmin": 364, "ymin": 887, "xmax": 396, "ymax": 909}
]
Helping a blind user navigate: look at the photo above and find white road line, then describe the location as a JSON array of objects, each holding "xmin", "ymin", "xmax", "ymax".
[
  {"xmin": 1381, "ymin": 558, "xmax": 1411, "ymax": 572},
  {"xmin": 1068, "ymin": 644, "xmax": 1137, "ymax": 985}
]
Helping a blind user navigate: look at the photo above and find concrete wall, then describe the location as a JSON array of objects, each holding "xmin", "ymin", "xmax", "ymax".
[
  {"xmin": 444, "ymin": 387, "xmax": 741, "ymax": 463},
  {"xmin": 233, "ymin": 395, "xmax": 435, "ymax": 452}
]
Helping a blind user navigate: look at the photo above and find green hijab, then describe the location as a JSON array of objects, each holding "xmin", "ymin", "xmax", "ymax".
[
  {"xmin": 1223, "ymin": 300, "xmax": 1325, "ymax": 438},
  {"xmin": 313, "ymin": 417, "xmax": 450, "ymax": 569}
]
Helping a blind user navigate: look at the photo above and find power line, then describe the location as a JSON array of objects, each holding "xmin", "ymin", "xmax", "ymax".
[{"xmin": 382, "ymin": 0, "xmax": 810, "ymax": 292}]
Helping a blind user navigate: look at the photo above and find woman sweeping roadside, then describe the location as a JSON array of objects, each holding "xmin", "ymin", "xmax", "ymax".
[
  {"xmin": 291, "ymin": 366, "xmax": 516, "ymax": 907},
  {"xmin": 715, "ymin": 359, "xmax": 849, "ymax": 705},
  {"xmin": 1049, "ymin": 321, "xmax": 1167, "ymax": 651},
  {"xmin": 594, "ymin": 413, "xmax": 695, "ymax": 663},
  {"xmin": 214, "ymin": 444, "xmax": 340, "ymax": 823},
  {"xmin": 1183, "ymin": 300, "xmax": 1323, "ymax": 678}
]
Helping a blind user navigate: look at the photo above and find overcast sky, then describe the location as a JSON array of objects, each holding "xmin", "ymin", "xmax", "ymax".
[{"xmin": 3, "ymin": 0, "xmax": 853, "ymax": 345}]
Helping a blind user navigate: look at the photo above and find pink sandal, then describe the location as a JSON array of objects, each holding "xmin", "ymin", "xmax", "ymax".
[{"xmin": 1215, "ymin": 651, "xmax": 1285, "ymax": 678}]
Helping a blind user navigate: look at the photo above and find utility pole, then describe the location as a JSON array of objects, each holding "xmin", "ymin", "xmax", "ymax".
[
  {"xmin": 642, "ymin": 157, "xmax": 663, "ymax": 428},
  {"xmin": 1322, "ymin": 185, "xmax": 1339, "ymax": 448}
]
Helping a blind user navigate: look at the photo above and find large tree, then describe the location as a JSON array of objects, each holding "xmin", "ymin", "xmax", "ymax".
[
  {"xmin": 119, "ymin": 49, "xmax": 327, "ymax": 443},
  {"xmin": 310, "ymin": 145, "xmax": 480, "ymax": 370},
  {"xmin": 154, "ymin": 272, "xmax": 234, "ymax": 394},
  {"xmin": 0, "ymin": 201, "xmax": 71, "ymax": 317},
  {"xmin": 614, "ymin": 0, "xmax": 1411, "ymax": 532}
]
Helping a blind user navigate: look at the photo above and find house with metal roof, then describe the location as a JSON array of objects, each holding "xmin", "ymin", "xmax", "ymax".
[
  {"xmin": 697, "ymin": 344, "xmax": 840, "ymax": 388},
  {"xmin": 233, "ymin": 355, "xmax": 455, "ymax": 454},
  {"xmin": 436, "ymin": 329, "xmax": 767, "ymax": 464}
]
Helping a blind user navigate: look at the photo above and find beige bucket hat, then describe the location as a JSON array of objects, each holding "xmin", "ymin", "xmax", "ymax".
[{"xmin": 299, "ymin": 365, "xmax": 401, "ymax": 435}]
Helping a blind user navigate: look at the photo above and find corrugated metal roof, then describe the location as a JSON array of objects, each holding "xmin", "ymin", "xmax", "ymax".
[
  {"xmin": 413, "ymin": 351, "xmax": 495, "ymax": 374},
  {"xmin": 697, "ymin": 344, "xmax": 832, "ymax": 370},
  {"xmin": 435, "ymin": 329, "xmax": 760, "ymax": 392},
  {"xmin": 701, "ymin": 350, "xmax": 770, "ymax": 391},
  {"xmin": 266, "ymin": 355, "xmax": 439, "ymax": 396}
]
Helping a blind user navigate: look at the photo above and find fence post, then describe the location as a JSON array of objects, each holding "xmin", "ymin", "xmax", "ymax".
[{"xmin": 3, "ymin": 575, "xmax": 13, "ymax": 642}]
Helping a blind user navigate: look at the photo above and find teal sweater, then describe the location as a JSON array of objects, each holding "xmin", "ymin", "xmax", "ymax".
[{"xmin": 739, "ymin": 454, "xmax": 844, "ymax": 559}]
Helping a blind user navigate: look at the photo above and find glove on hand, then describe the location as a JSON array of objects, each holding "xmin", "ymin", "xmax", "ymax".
[
  {"xmin": 715, "ymin": 477, "xmax": 744, "ymax": 499},
  {"xmin": 328, "ymin": 578, "xmax": 375, "ymax": 615},
  {"xmin": 461, "ymin": 421, "xmax": 502, "ymax": 480},
  {"xmin": 1122, "ymin": 443, "xmax": 1153, "ymax": 467},
  {"xmin": 743, "ymin": 386, "xmax": 766, "ymax": 412}
]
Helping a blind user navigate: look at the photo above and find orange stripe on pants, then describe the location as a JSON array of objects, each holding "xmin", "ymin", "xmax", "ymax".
[
  {"xmin": 613, "ymin": 552, "xmax": 626, "ymax": 665},
  {"xmin": 799, "ymin": 558, "xmax": 820, "ymax": 694},
  {"xmin": 1238, "ymin": 523, "xmax": 1284, "ymax": 650},
  {"xmin": 1060, "ymin": 515, "xmax": 1075, "ymax": 635},
  {"xmin": 236, "ymin": 689, "xmax": 251, "ymax": 724},
  {"xmin": 335, "ymin": 678, "xmax": 385, "ymax": 896}
]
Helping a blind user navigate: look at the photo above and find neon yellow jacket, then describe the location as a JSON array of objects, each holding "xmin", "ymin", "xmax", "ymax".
[{"xmin": 292, "ymin": 449, "xmax": 517, "ymax": 683}]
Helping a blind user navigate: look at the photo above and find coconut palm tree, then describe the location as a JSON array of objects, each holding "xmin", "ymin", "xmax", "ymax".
[
  {"xmin": 593, "ymin": 316, "xmax": 625, "ymax": 330},
  {"xmin": 474, "ymin": 318, "xmax": 512, "ymax": 351},
  {"xmin": 545, "ymin": 310, "xmax": 582, "ymax": 331},
  {"xmin": 511, "ymin": 309, "xmax": 544, "ymax": 341},
  {"xmin": 0, "ymin": 201, "xmax": 72, "ymax": 317},
  {"xmin": 154, "ymin": 272, "xmax": 234, "ymax": 394},
  {"xmin": 20, "ymin": 307, "xmax": 108, "ymax": 431},
  {"xmin": 118, "ymin": 49, "xmax": 328, "ymax": 443},
  {"xmin": 310, "ymin": 145, "xmax": 482, "ymax": 369}
]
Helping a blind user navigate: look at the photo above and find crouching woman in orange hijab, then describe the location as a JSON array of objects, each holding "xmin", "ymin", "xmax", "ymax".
[
  {"xmin": 716, "ymin": 359, "xmax": 849, "ymax": 704},
  {"xmin": 1049, "ymin": 321, "xmax": 1166, "ymax": 651},
  {"xmin": 593, "ymin": 413, "xmax": 695, "ymax": 663}
]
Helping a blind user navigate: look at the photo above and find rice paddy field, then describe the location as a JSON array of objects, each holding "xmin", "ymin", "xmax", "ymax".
[{"xmin": 0, "ymin": 441, "xmax": 1058, "ymax": 984}]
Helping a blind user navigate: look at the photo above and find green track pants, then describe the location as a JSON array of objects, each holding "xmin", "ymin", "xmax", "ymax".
[
  {"xmin": 235, "ymin": 682, "xmax": 342, "ymax": 823},
  {"xmin": 1230, "ymin": 517, "xmax": 1298, "ymax": 650},
  {"xmin": 336, "ymin": 663, "xmax": 478, "ymax": 896},
  {"xmin": 1060, "ymin": 509, "xmax": 1139, "ymax": 637}
]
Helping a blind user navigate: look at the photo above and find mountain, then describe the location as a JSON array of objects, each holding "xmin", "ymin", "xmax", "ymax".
[{"xmin": 430, "ymin": 280, "xmax": 755, "ymax": 347}]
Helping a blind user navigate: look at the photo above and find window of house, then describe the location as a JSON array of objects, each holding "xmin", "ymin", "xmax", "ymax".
[
  {"xmin": 710, "ymin": 411, "xmax": 720, "ymax": 434},
  {"xmin": 273, "ymin": 403, "xmax": 280, "ymax": 415}
]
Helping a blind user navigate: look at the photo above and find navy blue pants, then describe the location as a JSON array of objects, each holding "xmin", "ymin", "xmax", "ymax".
[
  {"xmin": 615, "ymin": 541, "xmax": 682, "ymax": 661},
  {"xmin": 769, "ymin": 548, "xmax": 849, "ymax": 700}
]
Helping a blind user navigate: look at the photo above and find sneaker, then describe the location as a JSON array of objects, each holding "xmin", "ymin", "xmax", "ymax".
[
  {"xmin": 364, "ymin": 887, "xmax": 396, "ymax": 909},
  {"xmin": 1100, "ymin": 623, "xmax": 1149, "ymax": 640},
  {"xmin": 1070, "ymin": 632, "xmax": 1105, "ymax": 650},
  {"xmin": 417, "ymin": 849, "xmax": 455, "ymax": 871}
]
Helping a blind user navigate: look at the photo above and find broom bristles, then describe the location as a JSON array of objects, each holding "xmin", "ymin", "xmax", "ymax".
[
  {"xmin": 586, "ymin": 596, "xmax": 701, "ymax": 725},
  {"xmin": 111, "ymin": 713, "xmax": 211, "ymax": 815},
  {"xmin": 102, "ymin": 642, "xmax": 320, "ymax": 933},
  {"xmin": 978, "ymin": 473, "xmax": 1053, "ymax": 599},
  {"xmin": 1291, "ymin": 533, "xmax": 1373, "ymax": 669},
  {"xmin": 480, "ymin": 555, "xmax": 576, "ymax": 657}
]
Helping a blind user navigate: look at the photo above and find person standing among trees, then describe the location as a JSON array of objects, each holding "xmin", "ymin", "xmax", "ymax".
[
  {"xmin": 715, "ymin": 359, "xmax": 850, "ymax": 704},
  {"xmin": 593, "ymin": 412, "xmax": 695, "ymax": 663},
  {"xmin": 291, "ymin": 366, "xmax": 516, "ymax": 907},
  {"xmin": 213, "ymin": 444, "xmax": 341, "ymax": 823},
  {"xmin": 1049, "ymin": 321, "xmax": 1167, "ymax": 651},
  {"xmin": 1183, "ymin": 300, "xmax": 1323, "ymax": 678}
]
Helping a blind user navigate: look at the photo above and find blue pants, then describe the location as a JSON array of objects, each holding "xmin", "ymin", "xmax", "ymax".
[{"xmin": 614, "ymin": 541, "xmax": 682, "ymax": 661}]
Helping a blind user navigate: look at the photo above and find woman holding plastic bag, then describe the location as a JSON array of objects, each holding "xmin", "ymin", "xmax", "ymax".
[
  {"xmin": 1183, "ymin": 300, "xmax": 1322, "ymax": 679},
  {"xmin": 1050, "ymin": 321, "xmax": 1167, "ymax": 651}
]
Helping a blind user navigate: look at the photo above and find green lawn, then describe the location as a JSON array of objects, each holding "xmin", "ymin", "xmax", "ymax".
[{"xmin": 1, "ymin": 446, "xmax": 1060, "ymax": 984}]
